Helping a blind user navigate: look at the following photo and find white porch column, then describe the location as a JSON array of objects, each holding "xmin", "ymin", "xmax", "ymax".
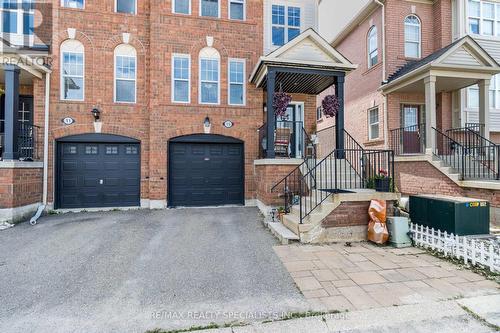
[
  {"xmin": 478, "ymin": 79, "xmax": 491, "ymax": 140},
  {"xmin": 424, "ymin": 75, "xmax": 437, "ymax": 154}
]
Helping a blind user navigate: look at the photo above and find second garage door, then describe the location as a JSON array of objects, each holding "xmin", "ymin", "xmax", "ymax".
[{"xmin": 168, "ymin": 135, "xmax": 244, "ymax": 207}]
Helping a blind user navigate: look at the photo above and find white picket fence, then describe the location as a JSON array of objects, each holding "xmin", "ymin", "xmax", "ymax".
[{"xmin": 410, "ymin": 223, "xmax": 500, "ymax": 273}]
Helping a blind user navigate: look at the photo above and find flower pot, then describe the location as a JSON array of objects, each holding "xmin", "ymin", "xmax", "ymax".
[{"xmin": 375, "ymin": 178, "xmax": 390, "ymax": 192}]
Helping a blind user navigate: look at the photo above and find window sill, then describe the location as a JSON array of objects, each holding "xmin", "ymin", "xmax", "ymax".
[
  {"xmin": 364, "ymin": 139, "xmax": 385, "ymax": 146},
  {"xmin": 363, "ymin": 62, "xmax": 382, "ymax": 76}
]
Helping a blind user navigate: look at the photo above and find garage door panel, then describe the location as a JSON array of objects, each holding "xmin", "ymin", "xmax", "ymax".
[
  {"xmin": 169, "ymin": 141, "xmax": 244, "ymax": 207},
  {"xmin": 57, "ymin": 141, "xmax": 140, "ymax": 209}
]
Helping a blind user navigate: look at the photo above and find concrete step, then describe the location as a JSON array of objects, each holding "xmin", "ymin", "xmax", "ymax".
[{"xmin": 268, "ymin": 222, "xmax": 299, "ymax": 245}]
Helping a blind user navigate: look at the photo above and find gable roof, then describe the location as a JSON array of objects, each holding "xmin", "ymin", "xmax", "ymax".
[
  {"xmin": 384, "ymin": 36, "xmax": 500, "ymax": 86},
  {"xmin": 250, "ymin": 28, "xmax": 357, "ymax": 86}
]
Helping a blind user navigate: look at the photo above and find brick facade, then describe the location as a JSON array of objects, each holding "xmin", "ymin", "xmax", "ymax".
[
  {"xmin": 254, "ymin": 162, "xmax": 301, "ymax": 206},
  {"xmin": 395, "ymin": 160, "xmax": 500, "ymax": 223},
  {"xmin": 0, "ymin": 0, "xmax": 326, "ymax": 211},
  {"xmin": 0, "ymin": 167, "xmax": 43, "ymax": 209}
]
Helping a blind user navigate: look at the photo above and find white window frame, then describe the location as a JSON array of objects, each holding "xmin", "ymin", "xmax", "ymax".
[
  {"xmin": 114, "ymin": 44, "xmax": 137, "ymax": 104},
  {"xmin": 171, "ymin": 53, "xmax": 191, "ymax": 104},
  {"xmin": 115, "ymin": 0, "xmax": 137, "ymax": 15},
  {"xmin": 368, "ymin": 107, "xmax": 380, "ymax": 140},
  {"xmin": 199, "ymin": 57, "xmax": 220, "ymax": 105},
  {"xmin": 404, "ymin": 14, "xmax": 421, "ymax": 59},
  {"xmin": 60, "ymin": 39, "xmax": 85, "ymax": 101},
  {"xmin": 229, "ymin": 0, "xmax": 245, "ymax": 21},
  {"xmin": 367, "ymin": 26, "xmax": 378, "ymax": 68},
  {"xmin": 228, "ymin": 58, "xmax": 245, "ymax": 106},
  {"xmin": 198, "ymin": 47, "xmax": 220, "ymax": 105},
  {"xmin": 0, "ymin": 0, "xmax": 35, "ymax": 44},
  {"xmin": 172, "ymin": 0, "xmax": 191, "ymax": 15},
  {"xmin": 271, "ymin": 4, "xmax": 302, "ymax": 46},
  {"xmin": 61, "ymin": 0, "xmax": 85, "ymax": 9},
  {"xmin": 199, "ymin": 0, "xmax": 220, "ymax": 18},
  {"xmin": 467, "ymin": 0, "xmax": 500, "ymax": 37}
]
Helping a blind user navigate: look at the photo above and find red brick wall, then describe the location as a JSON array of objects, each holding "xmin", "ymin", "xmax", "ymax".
[
  {"xmin": 42, "ymin": 0, "xmax": 272, "ymax": 205},
  {"xmin": 335, "ymin": 6, "xmax": 385, "ymax": 148},
  {"xmin": 0, "ymin": 168, "xmax": 43, "ymax": 209},
  {"xmin": 395, "ymin": 160, "xmax": 500, "ymax": 208},
  {"xmin": 255, "ymin": 163, "xmax": 300, "ymax": 206},
  {"xmin": 322, "ymin": 200, "xmax": 396, "ymax": 228}
]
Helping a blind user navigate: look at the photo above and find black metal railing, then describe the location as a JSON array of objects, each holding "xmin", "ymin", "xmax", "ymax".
[
  {"xmin": 434, "ymin": 127, "xmax": 499, "ymax": 180},
  {"xmin": 300, "ymin": 149, "xmax": 394, "ymax": 223},
  {"xmin": 271, "ymin": 142, "xmax": 395, "ymax": 223},
  {"xmin": 390, "ymin": 123, "xmax": 426, "ymax": 155},
  {"xmin": 0, "ymin": 124, "xmax": 41, "ymax": 161},
  {"xmin": 258, "ymin": 121, "xmax": 315, "ymax": 160},
  {"xmin": 445, "ymin": 126, "xmax": 499, "ymax": 180}
]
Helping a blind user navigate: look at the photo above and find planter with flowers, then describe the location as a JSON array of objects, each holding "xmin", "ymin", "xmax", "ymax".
[{"xmin": 373, "ymin": 169, "xmax": 391, "ymax": 192}]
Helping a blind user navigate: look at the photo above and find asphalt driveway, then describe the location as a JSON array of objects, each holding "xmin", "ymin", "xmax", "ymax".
[{"xmin": 0, "ymin": 207, "xmax": 310, "ymax": 333}]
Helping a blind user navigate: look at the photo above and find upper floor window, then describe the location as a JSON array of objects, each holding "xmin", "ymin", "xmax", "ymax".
[
  {"xmin": 116, "ymin": 0, "xmax": 136, "ymax": 15},
  {"xmin": 172, "ymin": 54, "xmax": 190, "ymax": 103},
  {"xmin": 114, "ymin": 44, "xmax": 137, "ymax": 103},
  {"xmin": 173, "ymin": 0, "xmax": 190, "ymax": 14},
  {"xmin": 199, "ymin": 47, "xmax": 220, "ymax": 104},
  {"xmin": 228, "ymin": 59, "xmax": 245, "ymax": 105},
  {"xmin": 272, "ymin": 5, "xmax": 301, "ymax": 46},
  {"xmin": 468, "ymin": 0, "xmax": 500, "ymax": 36},
  {"xmin": 60, "ymin": 40, "xmax": 85, "ymax": 101},
  {"xmin": 229, "ymin": 0, "xmax": 244, "ymax": 20},
  {"xmin": 1, "ymin": 0, "xmax": 34, "ymax": 35},
  {"xmin": 404, "ymin": 15, "xmax": 421, "ymax": 58},
  {"xmin": 62, "ymin": 0, "xmax": 84, "ymax": 9},
  {"xmin": 367, "ymin": 26, "xmax": 378, "ymax": 68},
  {"xmin": 201, "ymin": 0, "xmax": 219, "ymax": 18}
]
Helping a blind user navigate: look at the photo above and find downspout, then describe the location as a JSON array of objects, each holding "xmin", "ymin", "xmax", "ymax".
[
  {"xmin": 43, "ymin": 72, "xmax": 50, "ymax": 205},
  {"xmin": 374, "ymin": 0, "xmax": 389, "ymax": 148},
  {"xmin": 30, "ymin": 72, "xmax": 50, "ymax": 226}
]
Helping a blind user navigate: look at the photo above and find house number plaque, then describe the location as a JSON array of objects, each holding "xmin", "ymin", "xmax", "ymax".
[
  {"xmin": 223, "ymin": 120, "xmax": 233, "ymax": 128},
  {"xmin": 62, "ymin": 117, "xmax": 75, "ymax": 125}
]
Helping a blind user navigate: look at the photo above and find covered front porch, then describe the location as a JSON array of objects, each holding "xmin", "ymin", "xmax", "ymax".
[
  {"xmin": 383, "ymin": 36, "xmax": 500, "ymax": 180},
  {"xmin": 0, "ymin": 52, "xmax": 50, "ymax": 162},
  {"xmin": 250, "ymin": 29, "xmax": 357, "ymax": 161}
]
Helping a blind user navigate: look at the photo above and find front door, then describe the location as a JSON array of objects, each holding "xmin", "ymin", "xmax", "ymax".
[
  {"xmin": 276, "ymin": 104, "xmax": 304, "ymax": 158},
  {"xmin": 402, "ymin": 105, "xmax": 422, "ymax": 154},
  {"xmin": 0, "ymin": 95, "xmax": 34, "ymax": 156}
]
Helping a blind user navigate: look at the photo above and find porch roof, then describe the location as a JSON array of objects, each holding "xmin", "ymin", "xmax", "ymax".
[
  {"xmin": 381, "ymin": 36, "xmax": 500, "ymax": 94},
  {"xmin": 250, "ymin": 29, "xmax": 357, "ymax": 95}
]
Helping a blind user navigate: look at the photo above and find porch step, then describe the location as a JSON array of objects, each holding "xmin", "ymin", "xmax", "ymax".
[{"xmin": 268, "ymin": 222, "xmax": 300, "ymax": 245}]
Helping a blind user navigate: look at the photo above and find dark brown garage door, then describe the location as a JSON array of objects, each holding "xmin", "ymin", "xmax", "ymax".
[
  {"xmin": 168, "ymin": 135, "xmax": 244, "ymax": 207},
  {"xmin": 56, "ymin": 134, "xmax": 140, "ymax": 209}
]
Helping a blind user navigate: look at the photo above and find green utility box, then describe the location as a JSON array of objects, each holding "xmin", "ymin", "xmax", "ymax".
[{"xmin": 409, "ymin": 195, "xmax": 490, "ymax": 236}]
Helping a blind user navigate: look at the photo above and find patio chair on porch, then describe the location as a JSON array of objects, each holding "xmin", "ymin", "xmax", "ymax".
[{"xmin": 274, "ymin": 127, "xmax": 291, "ymax": 157}]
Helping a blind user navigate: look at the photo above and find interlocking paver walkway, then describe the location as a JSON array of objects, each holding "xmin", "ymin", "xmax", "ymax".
[{"xmin": 274, "ymin": 242, "xmax": 499, "ymax": 311}]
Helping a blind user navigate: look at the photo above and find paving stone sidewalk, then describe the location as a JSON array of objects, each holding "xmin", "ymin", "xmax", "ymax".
[{"xmin": 273, "ymin": 242, "xmax": 499, "ymax": 311}]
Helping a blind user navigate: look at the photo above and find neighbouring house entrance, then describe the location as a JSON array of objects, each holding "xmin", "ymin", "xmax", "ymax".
[
  {"xmin": 275, "ymin": 103, "xmax": 304, "ymax": 158},
  {"xmin": 0, "ymin": 95, "xmax": 34, "ymax": 157},
  {"xmin": 168, "ymin": 134, "xmax": 244, "ymax": 207},
  {"xmin": 401, "ymin": 105, "xmax": 425, "ymax": 154},
  {"xmin": 56, "ymin": 134, "xmax": 141, "ymax": 209}
]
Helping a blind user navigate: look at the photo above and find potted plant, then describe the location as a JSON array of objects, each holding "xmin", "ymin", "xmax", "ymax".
[
  {"xmin": 374, "ymin": 169, "xmax": 391, "ymax": 192},
  {"xmin": 277, "ymin": 207, "xmax": 286, "ymax": 222}
]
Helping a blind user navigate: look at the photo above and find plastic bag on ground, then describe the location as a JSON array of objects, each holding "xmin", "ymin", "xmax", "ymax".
[{"xmin": 368, "ymin": 199, "xmax": 389, "ymax": 245}]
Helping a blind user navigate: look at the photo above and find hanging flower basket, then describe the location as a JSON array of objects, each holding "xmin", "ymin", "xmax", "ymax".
[
  {"xmin": 273, "ymin": 92, "xmax": 292, "ymax": 117},
  {"xmin": 322, "ymin": 95, "xmax": 340, "ymax": 118}
]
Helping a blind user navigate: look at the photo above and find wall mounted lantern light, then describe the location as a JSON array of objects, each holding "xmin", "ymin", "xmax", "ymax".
[
  {"xmin": 91, "ymin": 108, "xmax": 101, "ymax": 122},
  {"xmin": 204, "ymin": 116, "xmax": 211, "ymax": 134}
]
